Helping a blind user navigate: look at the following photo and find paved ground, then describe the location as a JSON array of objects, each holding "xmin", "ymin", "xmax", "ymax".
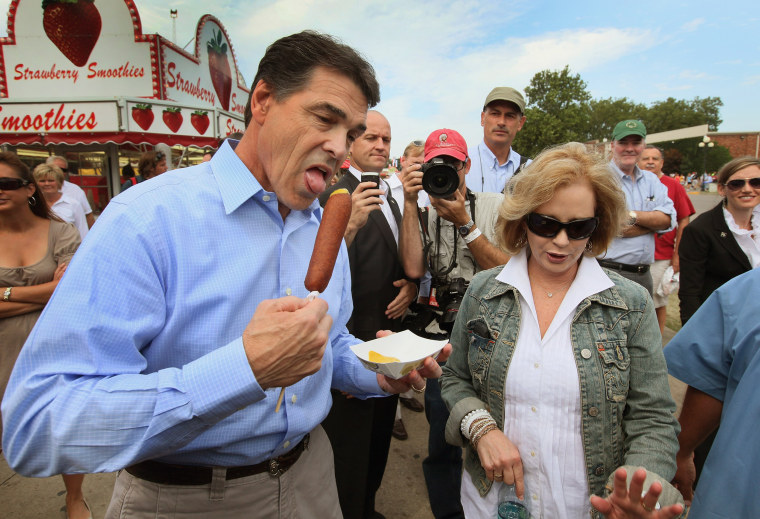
[{"xmin": 0, "ymin": 191, "xmax": 714, "ymax": 518}]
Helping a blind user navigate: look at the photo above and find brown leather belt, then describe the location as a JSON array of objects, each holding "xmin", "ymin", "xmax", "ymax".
[
  {"xmin": 598, "ymin": 259, "xmax": 650, "ymax": 274},
  {"xmin": 125, "ymin": 434, "xmax": 309, "ymax": 485}
]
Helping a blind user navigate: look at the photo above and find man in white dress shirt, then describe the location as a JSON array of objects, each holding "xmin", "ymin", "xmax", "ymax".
[{"xmin": 46, "ymin": 155, "xmax": 95, "ymax": 228}]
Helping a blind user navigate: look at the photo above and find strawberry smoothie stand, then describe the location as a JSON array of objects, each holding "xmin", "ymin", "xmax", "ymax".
[{"xmin": 0, "ymin": 0, "xmax": 248, "ymax": 214}]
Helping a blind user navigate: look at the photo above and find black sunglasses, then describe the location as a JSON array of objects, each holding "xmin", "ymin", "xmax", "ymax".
[
  {"xmin": 526, "ymin": 213, "xmax": 599, "ymax": 240},
  {"xmin": 0, "ymin": 177, "xmax": 30, "ymax": 190},
  {"xmin": 723, "ymin": 177, "xmax": 760, "ymax": 191}
]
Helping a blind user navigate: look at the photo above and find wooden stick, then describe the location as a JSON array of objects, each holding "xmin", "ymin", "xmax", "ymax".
[{"xmin": 275, "ymin": 387, "xmax": 286, "ymax": 413}]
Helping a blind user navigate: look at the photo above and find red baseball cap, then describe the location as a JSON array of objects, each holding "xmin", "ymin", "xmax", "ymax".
[{"xmin": 424, "ymin": 129, "xmax": 468, "ymax": 162}]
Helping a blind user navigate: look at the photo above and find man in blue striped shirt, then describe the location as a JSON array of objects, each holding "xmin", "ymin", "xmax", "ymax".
[{"xmin": 2, "ymin": 31, "xmax": 447, "ymax": 519}]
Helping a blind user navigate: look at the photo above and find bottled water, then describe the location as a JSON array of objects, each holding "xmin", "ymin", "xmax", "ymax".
[{"xmin": 496, "ymin": 483, "xmax": 532, "ymax": 519}]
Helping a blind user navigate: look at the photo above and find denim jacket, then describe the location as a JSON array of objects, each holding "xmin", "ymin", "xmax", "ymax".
[{"xmin": 440, "ymin": 264, "xmax": 681, "ymax": 514}]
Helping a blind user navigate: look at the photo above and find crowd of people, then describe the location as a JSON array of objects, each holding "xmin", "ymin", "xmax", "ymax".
[{"xmin": 1, "ymin": 30, "xmax": 758, "ymax": 519}]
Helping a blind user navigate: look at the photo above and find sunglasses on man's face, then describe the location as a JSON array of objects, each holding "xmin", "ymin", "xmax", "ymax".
[
  {"xmin": 723, "ymin": 177, "xmax": 760, "ymax": 191},
  {"xmin": 0, "ymin": 177, "xmax": 30, "ymax": 190},
  {"xmin": 526, "ymin": 213, "xmax": 599, "ymax": 240}
]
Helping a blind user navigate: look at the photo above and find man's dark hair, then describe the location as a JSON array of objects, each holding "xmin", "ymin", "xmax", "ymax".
[
  {"xmin": 244, "ymin": 31, "xmax": 380, "ymax": 127},
  {"xmin": 644, "ymin": 144, "xmax": 664, "ymax": 159}
]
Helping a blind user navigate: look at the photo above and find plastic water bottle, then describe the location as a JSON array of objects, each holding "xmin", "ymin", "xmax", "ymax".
[{"xmin": 496, "ymin": 483, "xmax": 532, "ymax": 519}]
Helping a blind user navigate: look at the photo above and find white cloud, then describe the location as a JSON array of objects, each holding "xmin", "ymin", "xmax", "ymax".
[{"xmin": 680, "ymin": 18, "xmax": 705, "ymax": 32}]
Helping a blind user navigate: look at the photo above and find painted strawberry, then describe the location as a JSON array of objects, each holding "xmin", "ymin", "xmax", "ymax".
[
  {"xmin": 207, "ymin": 29, "xmax": 232, "ymax": 111},
  {"xmin": 162, "ymin": 107, "xmax": 183, "ymax": 133},
  {"xmin": 42, "ymin": 0, "xmax": 102, "ymax": 67},
  {"xmin": 132, "ymin": 104, "xmax": 154, "ymax": 131},
  {"xmin": 191, "ymin": 110, "xmax": 210, "ymax": 134}
]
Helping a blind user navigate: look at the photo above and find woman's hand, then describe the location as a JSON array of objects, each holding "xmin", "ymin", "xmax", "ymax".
[
  {"xmin": 476, "ymin": 430, "xmax": 525, "ymax": 499},
  {"xmin": 590, "ymin": 468, "xmax": 684, "ymax": 519},
  {"xmin": 53, "ymin": 263, "xmax": 68, "ymax": 281}
]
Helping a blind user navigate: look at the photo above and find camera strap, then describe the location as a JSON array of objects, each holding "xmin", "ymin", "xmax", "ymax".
[{"xmin": 421, "ymin": 191, "xmax": 477, "ymax": 279}]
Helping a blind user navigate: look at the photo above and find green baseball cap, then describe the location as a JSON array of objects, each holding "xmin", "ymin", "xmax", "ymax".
[
  {"xmin": 483, "ymin": 87, "xmax": 525, "ymax": 113},
  {"xmin": 612, "ymin": 119, "xmax": 646, "ymax": 141}
]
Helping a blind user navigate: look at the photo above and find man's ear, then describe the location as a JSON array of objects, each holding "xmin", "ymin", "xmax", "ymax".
[
  {"xmin": 249, "ymin": 79, "xmax": 275, "ymax": 125},
  {"xmin": 463, "ymin": 157, "xmax": 472, "ymax": 175}
]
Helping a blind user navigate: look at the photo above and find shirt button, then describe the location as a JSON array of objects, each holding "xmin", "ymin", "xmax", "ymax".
[
  {"xmin": 588, "ymin": 407, "xmax": 599, "ymax": 417},
  {"xmin": 595, "ymin": 465, "xmax": 605, "ymax": 476},
  {"xmin": 531, "ymin": 406, "xmax": 537, "ymax": 413},
  {"xmin": 263, "ymin": 195, "xmax": 271, "ymax": 202},
  {"xmin": 581, "ymin": 348, "xmax": 592, "ymax": 359},
  {"xmin": 291, "ymin": 394, "xmax": 297, "ymax": 404},
  {"xmin": 283, "ymin": 440, "xmax": 290, "ymax": 448},
  {"xmin": 534, "ymin": 362, "xmax": 540, "ymax": 368},
  {"xmin": 530, "ymin": 451, "xmax": 536, "ymax": 457},
  {"xmin": 532, "ymin": 494, "xmax": 538, "ymax": 500},
  {"xmin": 285, "ymin": 288, "xmax": 292, "ymax": 296}
]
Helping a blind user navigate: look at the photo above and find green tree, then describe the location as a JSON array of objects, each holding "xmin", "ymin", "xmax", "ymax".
[
  {"xmin": 588, "ymin": 97, "xmax": 647, "ymax": 142},
  {"xmin": 644, "ymin": 96, "xmax": 723, "ymax": 134},
  {"xmin": 513, "ymin": 66, "xmax": 592, "ymax": 157}
]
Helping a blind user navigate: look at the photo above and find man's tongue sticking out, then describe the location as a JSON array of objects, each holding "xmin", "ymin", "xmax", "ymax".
[{"xmin": 304, "ymin": 167, "xmax": 326, "ymax": 194}]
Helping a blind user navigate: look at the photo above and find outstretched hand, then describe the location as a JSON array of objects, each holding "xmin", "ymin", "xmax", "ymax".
[
  {"xmin": 590, "ymin": 468, "xmax": 684, "ymax": 519},
  {"xmin": 375, "ymin": 329, "xmax": 452, "ymax": 394}
]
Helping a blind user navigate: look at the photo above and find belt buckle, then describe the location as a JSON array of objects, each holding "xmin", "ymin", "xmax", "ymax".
[{"xmin": 268, "ymin": 458, "xmax": 284, "ymax": 477}]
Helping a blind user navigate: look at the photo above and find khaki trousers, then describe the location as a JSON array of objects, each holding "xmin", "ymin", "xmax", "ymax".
[{"xmin": 105, "ymin": 426, "xmax": 342, "ymax": 519}]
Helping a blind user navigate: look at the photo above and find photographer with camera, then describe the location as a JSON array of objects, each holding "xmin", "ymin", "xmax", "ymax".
[{"xmin": 399, "ymin": 129, "xmax": 509, "ymax": 518}]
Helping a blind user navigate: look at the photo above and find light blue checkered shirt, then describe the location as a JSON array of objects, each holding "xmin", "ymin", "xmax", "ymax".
[{"xmin": 2, "ymin": 140, "xmax": 382, "ymax": 476}]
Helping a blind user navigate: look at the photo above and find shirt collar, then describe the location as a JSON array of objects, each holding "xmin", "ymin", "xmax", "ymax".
[
  {"xmin": 211, "ymin": 139, "xmax": 321, "ymax": 216},
  {"xmin": 609, "ymin": 160, "xmax": 644, "ymax": 182},
  {"xmin": 479, "ymin": 141, "xmax": 518, "ymax": 168},
  {"xmin": 496, "ymin": 248, "xmax": 613, "ymax": 303},
  {"xmin": 348, "ymin": 165, "xmax": 387, "ymax": 192}
]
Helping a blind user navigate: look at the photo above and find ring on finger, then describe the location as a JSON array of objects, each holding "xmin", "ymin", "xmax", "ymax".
[
  {"xmin": 494, "ymin": 473, "xmax": 503, "ymax": 479},
  {"xmin": 411, "ymin": 381, "xmax": 426, "ymax": 393},
  {"xmin": 641, "ymin": 500, "xmax": 654, "ymax": 513}
]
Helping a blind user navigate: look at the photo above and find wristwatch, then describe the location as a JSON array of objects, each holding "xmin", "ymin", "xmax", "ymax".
[
  {"xmin": 628, "ymin": 211, "xmax": 638, "ymax": 226},
  {"xmin": 458, "ymin": 219, "xmax": 475, "ymax": 237},
  {"xmin": 2, "ymin": 287, "xmax": 11, "ymax": 302}
]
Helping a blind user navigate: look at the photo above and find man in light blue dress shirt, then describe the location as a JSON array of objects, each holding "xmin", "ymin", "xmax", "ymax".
[
  {"xmin": 465, "ymin": 87, "xmax": 529, "ymax": 193},
  {"xmin": 598, "ymin": 120, "xmax": 676, "ymax": 295},
  {"xmin": 2, "ymin": 31, "xmax": 447, "ymax": 519}
]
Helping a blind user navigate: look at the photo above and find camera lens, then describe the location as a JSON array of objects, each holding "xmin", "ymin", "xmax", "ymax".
[{"xmin": 422, "ymin": 159, "xmax": 459, "ymax": 198}]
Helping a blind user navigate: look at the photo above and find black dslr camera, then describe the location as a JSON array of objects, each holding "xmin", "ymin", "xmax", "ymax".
[
  {"xmin": 422, "ymin": 158, "xmax": 459, "ymax": 198},
  {"xmin": 434, "ymin": 277, "xmax": 469, "ymax": 332}
]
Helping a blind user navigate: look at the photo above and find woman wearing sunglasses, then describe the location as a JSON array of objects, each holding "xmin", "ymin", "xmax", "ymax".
[
  {"xmin": 0, "ymin": 152, "xmax": 90, "ymax": 519},
  {"xmin": 678, "ymin": 156, "xmax": 760, "ymax": 324},
  {"xmin": 673, "ymin": 156, "xmax": 760, "ymax": 499},
  {"xmin": 440, "ymin": 143, "xmax": 684, "ymax": 518}
]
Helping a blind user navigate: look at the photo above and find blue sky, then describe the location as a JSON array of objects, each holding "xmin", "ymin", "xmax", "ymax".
[{"xmin": 2, "ymin": 0, "xmax": 757, "ymax": 157}]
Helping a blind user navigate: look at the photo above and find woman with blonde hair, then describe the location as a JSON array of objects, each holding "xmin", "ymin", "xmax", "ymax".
[
  {"xmin": 33, "ymin": 163, "xmax": 88, "ymax": 239},
  {"xmin": 441, "ymin": 142, "xmax": 684, "ymax": 518},
  {"xmin": 0, "ymin": 153, "xmax": 90, "ymax": 519}
]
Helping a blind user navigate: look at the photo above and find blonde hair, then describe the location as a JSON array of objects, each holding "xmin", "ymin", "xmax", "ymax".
[
  {"xmin": 403, "ymin": 142, "xmax": 424, "ymax": 158},
  {"xmin": 496, "ymin": 142, "xmax": 627, "ymax": 256},
  {"xmin": 33, "ymin": 163, "xmax": 65, "ymax": 188}
]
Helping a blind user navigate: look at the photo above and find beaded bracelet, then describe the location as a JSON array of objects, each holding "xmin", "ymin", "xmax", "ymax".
[
  {"xmin": 461, "ymin": 409, "xmax": 491, "ymax": 438},
  {"xmin": 471, "ymin": 423, "xmax": 499, "ymax": 450}
]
